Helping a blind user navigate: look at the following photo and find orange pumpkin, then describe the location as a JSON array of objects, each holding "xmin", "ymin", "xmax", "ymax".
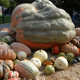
[{"xmin": 0, "ymin": 49, "xmax": 16, "ymax": 60}]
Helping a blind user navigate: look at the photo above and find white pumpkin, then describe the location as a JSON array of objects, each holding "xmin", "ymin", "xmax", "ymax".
[
  {"xmin": 33, "ymin": 49, "xmax": 48, "ymax": 64},
  {"xmin": 54, "ymin": 57, "xmax": 68, "ymax": 69},
  {"xmin": 17, "ymin": 51, "xmax": 27, "ymax": 60},
  {"xmin": 30, "ymin": 58, "xmax": 41, "ymax": 68}
]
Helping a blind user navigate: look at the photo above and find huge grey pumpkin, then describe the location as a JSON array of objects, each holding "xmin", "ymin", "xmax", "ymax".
[{"xmin": 10, "ymin": 0, "xmax": 76, "ymax": 49}]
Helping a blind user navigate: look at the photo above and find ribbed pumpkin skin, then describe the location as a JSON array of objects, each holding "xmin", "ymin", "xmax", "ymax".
[
  {"xmin": 10, "ymin": 42, "xmax": 31, "ymax": 56},
  {"xmin": 14, "ymin": 60, "xmax": 39, "ymax": 79},
  {"xmin": 0, "ymin": 42, "xmax": 10, "ymax": 49},
  {"xmin": 0, "ymin": 61, "xmax": 11, "ymax": 79},
  {"xmin": 10, "ymin": 0, "xmax": 76, "ymax": 49},
  {"xmin": 0, "ymin": 49, "xmax": 16, "ymax": 60}
]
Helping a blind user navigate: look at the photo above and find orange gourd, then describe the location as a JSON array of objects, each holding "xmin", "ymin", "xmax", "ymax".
[{"xmin": 0, "ymin": 49, "xmax": 16, "ymax": 60}]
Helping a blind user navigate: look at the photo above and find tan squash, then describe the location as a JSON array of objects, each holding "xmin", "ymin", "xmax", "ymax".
[{"xmin": 10, "ymin": 42, "xmax": 31, "ymax": 56}]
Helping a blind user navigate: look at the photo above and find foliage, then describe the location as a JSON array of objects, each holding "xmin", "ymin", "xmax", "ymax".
[
  {"xmin": 14, "ymin": 0, "xmax": 34, "ymax": 4},
  {"xmin": 0, "ymin": 0, "xmax": 10, "ymax": 8},
  {"xmin": 50, "ymin": 0, "xmax": 80, "ymax": 17}
]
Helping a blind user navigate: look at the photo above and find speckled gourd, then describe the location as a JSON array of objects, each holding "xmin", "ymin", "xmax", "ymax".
[{"xmin": 10, "ymin": 0, "xmax": 76, "ymax": 49}]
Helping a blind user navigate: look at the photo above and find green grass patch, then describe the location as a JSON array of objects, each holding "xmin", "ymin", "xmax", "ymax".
[{"xmin": 0, "ymin": 16, "xmax": 11, "ymax": 24}]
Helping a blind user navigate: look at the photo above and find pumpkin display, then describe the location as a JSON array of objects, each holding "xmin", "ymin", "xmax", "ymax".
[
  {"xmin": 0, "ymin": 49, "xmax": 16, "ymax": 60},
  {"xmin": 0, "ymin": 60, "xmax": 12, "ymax": 79},
  {"xmin": 75, "ymin": 28, "xmax": 80, "ymax": 36},
  {"xmin": 10, "ymin": 0, "xmax": 76, "ymax": 49},
  {"xmin": 0, "ymin": 42, "xmax": 10, "ymax": 49},
  {"xmin": 14, "ymin": 60, "xmax": 39, "ymax": 79},
  {"xmin": 33, "ymin": 50, "xmax": 48, "ymax": 64},
  {"xmin": 10, "ymin": 42, "xmax": 31, "ymax": 56},
  {"xmin": 61, "ymin": 44, "xmax": 79, "ymax": 56},
  {"xmin": 5, "ymin": 71, "xmax": 19, "ymax": 79}
]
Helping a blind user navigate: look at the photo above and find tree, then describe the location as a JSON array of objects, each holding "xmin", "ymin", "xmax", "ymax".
[
  {"xmin": 0, "ymin": 0, "xmax": 10, "ymax": 7},
  {"xmin": 14, "ymin": 0, "xmax": 34, "ymax": 4},
  {"xmin": 50, "ymin": 0, "xmax": 80, "ymax": 17}
]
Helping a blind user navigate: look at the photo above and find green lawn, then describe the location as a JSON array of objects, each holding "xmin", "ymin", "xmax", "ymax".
[{"xmin": 0, "ymin": 16, "xmax": 11, "ymax": 24}]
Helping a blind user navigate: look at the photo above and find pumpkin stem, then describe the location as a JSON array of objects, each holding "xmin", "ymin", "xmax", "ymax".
[{"xmin": 40, "ymin": 49, "xmax": 42, "ymax": 52}]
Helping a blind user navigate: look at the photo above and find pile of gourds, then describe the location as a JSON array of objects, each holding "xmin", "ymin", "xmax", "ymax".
[
  {"xmin": 0, "ymin": 0, "xmax": 80, "ymax": 80},
  {"xmin": 0, "ymin": 27, "xmax": 80, "ymax": 80}
]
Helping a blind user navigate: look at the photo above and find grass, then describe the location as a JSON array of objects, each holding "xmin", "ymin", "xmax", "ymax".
[{"xmin": 0, "ymin": 16, "xmax": 11, "ymax": 24}]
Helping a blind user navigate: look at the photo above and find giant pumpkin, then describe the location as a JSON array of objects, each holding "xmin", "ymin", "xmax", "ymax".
[{"xmin": 10, "ymin": 0, "xmax": 76, "ymax": 49}]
